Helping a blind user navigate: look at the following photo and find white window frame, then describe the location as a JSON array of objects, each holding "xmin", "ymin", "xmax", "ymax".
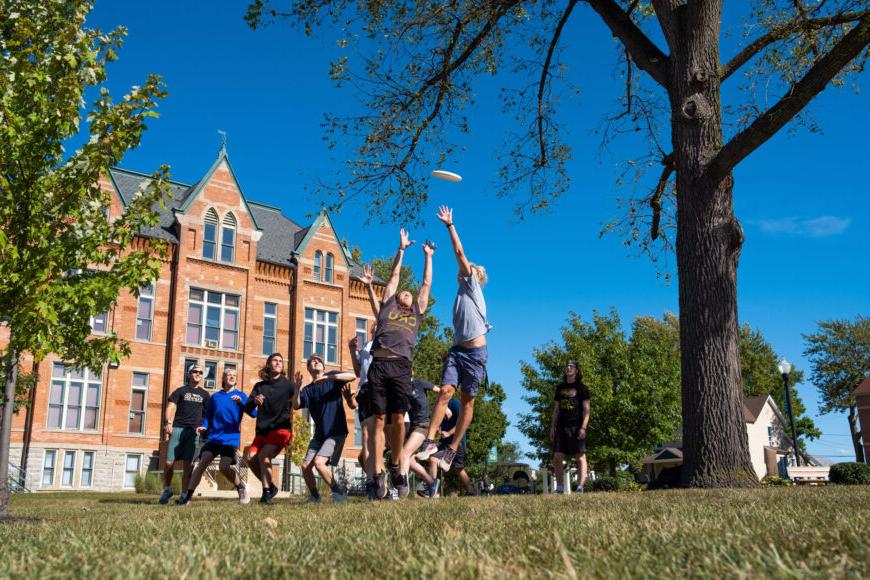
[
  {"xmin": 135, "ymin": 284, "xmax": 155, "ymax": 341},
  {"xmin": 47, "ymin": 363, "xmax": 102, "ymax": 432},
  {"xmin": 42, "ymin": 449, "xmax": 57, "ymax": 488},
  {"xmin": 203, "ymin": 208, "xmax": 218, "ymax": 260},
  {"xmin": 262, "ymin": 302, "xmax": 278, "ymax": 355},
  {"xmin": 303, "ymin": 307, "xmax": 339, "ymax": 364},
  {"xmin": 325, "ymin": 253, "xmax": 335, "ymax": 283},
  {"xmin": 129, "ymin": 372, "xmax": 148, "ymax": 434},
  {"xmin": 204, "ymin": 360, "xmax": 218, "ymax": 389},
  {"xmin": 124, "ymin": 454, "xmax": 142, "ymax": 489},
  {"xmin": 220, "ymin": 213, "xmax": 236, "ymax": 263},
  {"xmin": 313, "ymin": 251, "xmax": 323, "ymax": 281},
  {"xmin": 90, "ymin": 309, "xmax": 109, "ymax": 334},
  {"xmin": 61, "ymin": 450, "xmax": 77, "ymax": 487},
  {"xmin": 355, "ymin": 318, "xmax": 368, "ymax": 344},
  {"xmin": 186, "ymin": 288, "xmax": 240, "ymax": 350},
  {"xmin": 80, "ymin": 451, "xmax": 95, "ymax": 488}
]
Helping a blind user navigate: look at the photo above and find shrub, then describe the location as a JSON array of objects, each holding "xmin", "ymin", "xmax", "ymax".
[
  {"xmin": 134, "ymin": 471, "xmax": 181, "ymax": 494},
  {"xmin": 829, "ymin": 462, "xmax": 870, "ymax": 485},
  {"xmin": 588, "ymin": 476, "xmax": 619, "ymax": 492},
  {"xmin": 761, "ymin": 476, "xmax": 791, "ymax": 487}
]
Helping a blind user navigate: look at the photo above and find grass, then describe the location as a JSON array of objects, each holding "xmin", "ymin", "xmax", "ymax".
[{"xmin": 2, "ymin": 487, "xmax": 868, "ymax": 578}]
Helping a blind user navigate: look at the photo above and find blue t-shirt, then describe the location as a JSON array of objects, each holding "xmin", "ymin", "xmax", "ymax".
[
  {"xmin": 299, "ymin": 377, "xmax": 350, "ymax": 440},
  {"xmin": 440, "ymin": 398, "xmax": 466, "ymax": 446},
  {"xmin": 201, "ymin": 388, "xmax": 251, "ymax": 447}
]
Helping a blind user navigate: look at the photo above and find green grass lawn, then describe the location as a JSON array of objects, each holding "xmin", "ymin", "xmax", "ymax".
[{"xmin": 2, "ymin": 487, "xmax": 868, "ymax": 578}]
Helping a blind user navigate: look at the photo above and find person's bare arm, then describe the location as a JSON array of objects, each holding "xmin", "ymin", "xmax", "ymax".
[
  {"xmin": 163, "ymin": 402, "xmax": 177, "ymax": 437},
  {"xmin": 326, "ymin": 371, "xmax": 358, "ymax": 383},
  {"xmin": 580, "ymin": 399, "xmax": 590, "ymax": 437},
  {"xmin": 358, "ymin": 264, "xmax": 381, "ymax": 317},
  {"xmin": 436, "ymin": 206, "xmax": 472, "ymax": 277},
  {"xmin": 550, "ymin": 401, "xmax": 560, "ymax": 442},
  {"xmin": 417, "ymin": 242, "xmax": 434, "ymax": 314},
  {"xmin": 348, "ymin": 337, "xmax": 362, "ymax": 378},
  {"xmin": 291, "ymin": 371, "xmax": 304, "ymax": 410},
  {"xmin": 383, "ymin": 229, "xmax": 414, "ymax": 301}
]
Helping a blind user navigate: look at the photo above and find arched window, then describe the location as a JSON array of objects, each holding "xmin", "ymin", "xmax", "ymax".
[
  {"xmin": 313, "ymin": 250, "xmax": 322, "ymax": 281},
  {"xmin": 221, "ymin": 212, "xmax": 236, "ymax": 263},
  {"xmin": 325, "ymin": 253, "xmax": 334, "ymax": 283},
  {"xmin": 203, "ymin": 208, "xmax": 218, "ymax": 260}
]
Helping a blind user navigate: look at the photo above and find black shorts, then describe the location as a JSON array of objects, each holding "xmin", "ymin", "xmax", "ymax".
[
  {"xmin": 554, "ymin": 425, "xmax": 587, "ymax": 455},
  {"xmin": 357, "ymin": 386, "xmax": 372, "ymax": 423},
  {"xmin": 367, "ymin": 357, "xmax": 413, "ymax": 415},
  {"xmin": 199, "ymin": 442, "xmax": 239, "ymax": 465}
]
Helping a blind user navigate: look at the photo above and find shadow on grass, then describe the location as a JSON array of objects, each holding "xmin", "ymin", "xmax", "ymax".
[
  {"xmin": 97, "ymin": 497, "xmax": 161, "ymax": 505},
  {"xmin": 0, "ymin": 516, "xmax": 42, "ymax": 525}
]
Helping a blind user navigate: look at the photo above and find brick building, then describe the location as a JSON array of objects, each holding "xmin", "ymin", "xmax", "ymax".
[{"xmin": 4, "ymin": 147, "xmax": 381, "ymax": 492}]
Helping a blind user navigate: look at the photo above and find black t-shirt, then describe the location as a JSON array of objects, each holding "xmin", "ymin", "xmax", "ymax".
[
  {"xmin": 372, "ymin": 296, "xmax": 423, "ymax": 361},
  {"xmin": 408, "ymin": 379, "xmax": 433, "ymax": 427},
  {"xmin": 244, "ymin": 376, "xmax": 295, "ymax": 435},
  {"xmin": 554, "ymin": 381, "xmax": 590, "ymax": 426},
  {"xmin": 168, "ymin": 385, "xmax": 210, "ymax": 428}
]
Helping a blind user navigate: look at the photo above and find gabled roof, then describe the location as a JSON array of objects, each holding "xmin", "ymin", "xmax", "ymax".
[
  {"xmin": 742, "ymin": 395, "xmax": 769, "ymax": 423},
  {"xmin": 640, "ymin": 447, "xmax": 683, "ymax": 464},
  {"xmin": 293, "ymin": 210, "xmax": 352, "ymax": 268},
  {"xmin": 108, "ymin": 168, "xmax": 194, "ymax": 241},
  {"xmin": 247, "ymin": 201, "xmax": 304, "ymax": 267},
  {"xmin": 854, "ymin": 375, "xmax": 870, "ymax": 397}
]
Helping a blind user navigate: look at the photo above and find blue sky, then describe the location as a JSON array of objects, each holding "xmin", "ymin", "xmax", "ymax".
[{"xmin": 86, "ymin": 2, "xmax": 868, "ymax": 463}]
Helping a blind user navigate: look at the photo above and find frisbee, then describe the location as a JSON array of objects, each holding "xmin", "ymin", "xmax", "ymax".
[{"xmin": 431, "ymin": 169, "xmax": 462, "ymax": 182}]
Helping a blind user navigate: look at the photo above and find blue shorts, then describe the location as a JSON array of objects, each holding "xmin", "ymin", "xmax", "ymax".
[{"xmin": 441, "ymin": 345, "xmax": 488, "ymax": 396}]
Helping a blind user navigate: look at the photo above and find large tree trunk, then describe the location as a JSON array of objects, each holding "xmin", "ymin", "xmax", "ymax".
[
  {"xmin": 667, "ymin": 2, "xmax": 757, "ymax": 487},
  {"xmin": 848, "ymin": 405, "xmax": 865, "ymax": 463},
  {"xmin": 0, "ymin": 348, "xmax": 20, "ymax": 518}
]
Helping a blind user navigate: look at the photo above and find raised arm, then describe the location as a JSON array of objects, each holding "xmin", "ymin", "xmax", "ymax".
[
  {"xmin": 291, "ymin": 371, "xmax": 304, "ymax": 410},
  {"xmin": 382, "ymin": 229, "xmax": 414, "ymax": 301},
  {"xmin": 436, "ymin": 206, "xmax": 472, "ymax": 277},
  {"xmin": 358, "ymin": 263, "xmax": 380, "ymax": 317},
  {"xmin": 417, "ymin": 241, "xmax": 434, "ymax": 314},
  {"xmin": 348, "ymin": 336, "xmax": 362, "ymax": 378}
]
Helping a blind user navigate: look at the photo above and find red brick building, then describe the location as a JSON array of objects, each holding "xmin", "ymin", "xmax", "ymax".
[{"xmin": 4, "ymin": 147, "xmax": 381, "ymax": 492}]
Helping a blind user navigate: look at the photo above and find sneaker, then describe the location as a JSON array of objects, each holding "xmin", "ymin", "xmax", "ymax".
[
  {"xmin": 394, "ymin": 474, "xmax": 409, "ymax": 498},
  {"xmin": 415, "ymin": 439, "xmax": 438, "ymax": 461},
  {"xmin": 576, "ymin": 485, "xmax": 585, "ymax": 494},
  {"xmin": 332, "ymin": 486, "xmax": 348, "ymax": 503},
  {"xmin": 238, "ymin": 486, "xmax": 250, "ymax": 505},
  {"xmin": 388, "ymin": 487, "xmax": 400, "ymax": 500},
  {"xmin": 375, "ymin": 470, "xmax": 388, "ymax": 500},
  {"xmin": 428, "ymin": 478, "xmax": 441, "ymax": 499},
  {"xmin": 158, "ymin": 488, "xmax": 173, "ymax": 505},
  {"xmin": 432, "ymin": 447, "xmax": 456, "ymax": 471},
  {"xmin": 260, "ymin": 486, "xmax": 278, "ymax": 505},
  {"xmin": 175, "ymin": 492, "xmax": 190, "ymax": 506},
  {"xmin": 416, "ymin": 482, "xmax": 430, "ymax": 498},
  {"xmin": 365, "ymin": 478, "xmax": 376, "ymax": 501},
  {"xmin": 306, "ymin": 495, "xmax": 322, "ymax": 504},
  {"xmin": 554, "ymin": 487, "xmax": 564, "ymax": 494}
]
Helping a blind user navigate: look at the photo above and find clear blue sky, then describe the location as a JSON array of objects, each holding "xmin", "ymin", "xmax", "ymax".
[{"xmin": 86, "ymin": 2, "xmax": 869, "ymax": 464}]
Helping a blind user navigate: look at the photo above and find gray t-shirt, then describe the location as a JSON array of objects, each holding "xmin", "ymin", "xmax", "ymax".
[
  {"xmin": 372, "ymin": 296, "xmax": 423, "ymax": 361},
  {"xmin": 453, "ymin": 274, "xmax": 491, "ymax": 344}
]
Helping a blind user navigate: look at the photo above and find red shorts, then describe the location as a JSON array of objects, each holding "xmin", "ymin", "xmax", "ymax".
[{"xmin": 248, "ymin": 429, "xmax": 292, "ymax": 456}]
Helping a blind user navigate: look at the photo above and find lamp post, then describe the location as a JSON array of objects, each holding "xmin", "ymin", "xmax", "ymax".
[{"xmin": 777, "ymin": 358, "xmax": 801, "ymax": 467}]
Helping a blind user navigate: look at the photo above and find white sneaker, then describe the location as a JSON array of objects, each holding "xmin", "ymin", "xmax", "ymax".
[{"xmin": 238, "ymin": 486, "xmax": 250, "ymax": 505}]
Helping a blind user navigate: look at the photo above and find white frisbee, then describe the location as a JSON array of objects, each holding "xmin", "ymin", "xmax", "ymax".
[{"xmin": 431, "ymin": 169, "xmax": 462, "ymax": 182}]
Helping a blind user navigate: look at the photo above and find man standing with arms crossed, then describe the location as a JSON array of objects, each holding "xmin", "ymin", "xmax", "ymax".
[
  {"xmin": 159, "ymin": 363, "xmax": 210, "ymax": 505},
  {"xmin": 366, "ymin": 229, "xmax": 434, "ymax": 499},
  {"xmin": 417, "ymin": 206, "xmax": 491, "ymax": 471}
]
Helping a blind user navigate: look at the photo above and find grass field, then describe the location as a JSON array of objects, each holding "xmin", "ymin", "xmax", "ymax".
[{"xmin": 2, "ymin": 487, "xmax": 868, "ymax": 578}]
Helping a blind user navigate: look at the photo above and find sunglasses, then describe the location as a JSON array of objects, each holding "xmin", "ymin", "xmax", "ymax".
[{"xmin": 190, "ymin": 370, "xmax": 204, "ymax": 375}]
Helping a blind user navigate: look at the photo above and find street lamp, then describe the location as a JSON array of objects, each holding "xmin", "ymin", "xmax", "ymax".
[{"xmin": 777, "ymin": 358, "xmax": 801, "ymax": 467}]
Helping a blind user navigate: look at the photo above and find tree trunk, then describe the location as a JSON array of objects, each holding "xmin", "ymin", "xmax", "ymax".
[
  {"xmin": 848, "ymin": 405, "xmax": 865, "ymax": 463},
  {"xmin": 0, "ymin": 349, "xmax": 20, "ymax": 518},
  {"xmin": 667, "ymin": 2, "xmax": 757, "ymax": 487}
]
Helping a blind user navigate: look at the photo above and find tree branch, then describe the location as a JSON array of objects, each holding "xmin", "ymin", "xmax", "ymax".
[
  {"xmin": 707, "ymin": 16, "xmax": 870, "ymax": 184},
  {"xmin": 586, "ymin": 0, "xmax": 671, "ymax": 88},
  {"xmin": 537, "ymin": 0, "xmax": 579, "ymax": 166},
  {"xmin": 651, "ymin": 153, "xmax": 674, "ymax": 241},
  {"xmin": 721, "ymin": 10, "xmax": 869, "ymax": 81}
]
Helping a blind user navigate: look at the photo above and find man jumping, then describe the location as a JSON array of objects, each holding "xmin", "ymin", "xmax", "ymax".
[
  {"xmin": 417, "ymin": 206, "xmax": 491, "ymax": 472},
  {"xmin": 366, "ymin": 229, "xmax": 434, "ymax": 499}
]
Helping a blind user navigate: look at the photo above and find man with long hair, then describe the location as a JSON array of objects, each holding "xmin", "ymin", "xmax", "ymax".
[
  {"xmin": 180, "ymin": 368, "xmax": 252, "ymax": 505},
  {"xmin": 159, "ymin": 363, "xmax": 210, "ymax": 505},
  {"xmin": 244, "ymin": 353, "xmax": 303, "ymax": 504},
  {"xmin": 550, "ymin": 361, "xmax": 591, "ymax": 493},
  {"xmin": 366, "ymin": 229, "xmax": 434, "ymax": 499},
  {"xmin": 418, "ymin": 207, "xmax": 491, "ymax": 472}
]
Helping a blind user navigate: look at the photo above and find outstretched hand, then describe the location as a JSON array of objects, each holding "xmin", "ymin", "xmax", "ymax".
[
  {"xmin": 436, "ymin": 206, "xmax": 453, "ymax": 226},
  {"xmin": 399, "ymin": 228, "xmax": 415, "ymax": 250},
  {"xmin": 292, "ymin": 370, "xmax": 304, "ymax": 389},
  {"xmin": 422, "ymin": 240, "xmax": 436, "ymax": 256},
  {"xmin": 359, "ymin": 263, "xmax": 374, "ymax": 285}
]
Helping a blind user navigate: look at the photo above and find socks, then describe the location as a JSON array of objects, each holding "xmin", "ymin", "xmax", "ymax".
[
  {"xmin": 330, "ymin": 482, "xmax": 342, "ymax": 493},
  {"xmin": 235, "ymin": 484, "xmax": 244, "ymax": 491},
  {"xmin": 310, "ymin": 488, "xmax": 321, "ymax": 500}
]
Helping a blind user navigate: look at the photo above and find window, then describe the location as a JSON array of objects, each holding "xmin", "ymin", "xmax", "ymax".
[
  {"xmin": 42, "ymin": 450, "xmax": 57, "ymax": 487},
  {"xmin": 303, "ymin": 308, "xmax": 338, "ymax": 364},
  {"xmin": 313, "ymin": 251, "xmax": 322, "ymax": 281},
  {"xmin": 262, "ymin": 302, "xmax": 277, "ymax": 355},
  {"xmin": 62, "ymin": 451, "xmax": 76, "ymax": 487},
  {"xmin": 135, "ymin": 284, "xmax": 155, "ymax": 341},
  {"xmin": 203, "ymin": 208, "xmax": 218, "ymax": 260},
  {"xmin": 129, "ymin": 373, "xmax": 148, "ymax": 434},
  {"xmin": 184, "ymin": 358, "xmax": 199, "ymax": 376},
  {"xmin": 124, "ymin": 455, "xmax": 141, "ymax": 488},
  {"xmin": 81, "ymin": 452, "xmax": 95, "ymax": 488},
  {"xmin": 355, "ymin": 318, "xmax": 368, "ymax": 344},
  {"xmin": 325, "ymin": 253, "xmax": 334, "ymax": 283},
  {"xmin": 223, "ymin": 362, "xmax": 236, "ymax": 374},
  {"xmin": 48, "ymin": 363, "xmax": 101, "ymax": 431},
  {"xmin": 90, "ymin": 310, "xmax": 109, "ymax": 334},
  {"xmin": 204, "ymin": 361, "xmax": 218, "ymax": 389},
  {"xmin": 186, "ymin": 289, "xmax": 240, "ymax": 350},
  {"xmin": 221, "ymin": 212, "xmax": 236, "ymax": 263}
]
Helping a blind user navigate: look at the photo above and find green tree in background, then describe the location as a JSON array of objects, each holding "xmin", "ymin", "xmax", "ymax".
[
  {"xmin": 803, "ymin": 316, "xmax": 870, "ymax": 462},
  {"xmin": 0, "ymin": 0, "xmax": 169, "ymax": 518}
]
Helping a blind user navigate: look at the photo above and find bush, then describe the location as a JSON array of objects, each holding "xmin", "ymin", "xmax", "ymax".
[
  {"xmin": 761, "ymin": 476, "xmax": 791, "ymax": 487},
  {"xmin": 134, "ymin": 471, "xmax": 181, "ymax": 494},
  {"xmin": 588, "ymin": 476, "xmax": 619, "ymax": 492},
  {"xmin": 829, "ymin": 462, "xmax": 870, "ymax": 485}
]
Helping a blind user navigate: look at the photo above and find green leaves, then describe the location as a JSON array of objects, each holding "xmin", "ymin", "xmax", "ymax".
[{"xmin": 803, "ymin": 316, "xmax": 870, "ymax": 414}]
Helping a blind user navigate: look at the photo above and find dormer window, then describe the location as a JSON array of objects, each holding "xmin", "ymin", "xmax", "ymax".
[
  {"xmin": 325, "ymin": 253, "xmax": 334, "ymax": 283},
  {"xmin": 221, "ymin": 212, "xmax": 236, "ymax": 263},
  {"xmin": 314, "ymin": 250, "xmax": 323, "ymax": 281},
  {"xmin": 203, "ymin": 208, "xmax": 218, "ymax": 260}
]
